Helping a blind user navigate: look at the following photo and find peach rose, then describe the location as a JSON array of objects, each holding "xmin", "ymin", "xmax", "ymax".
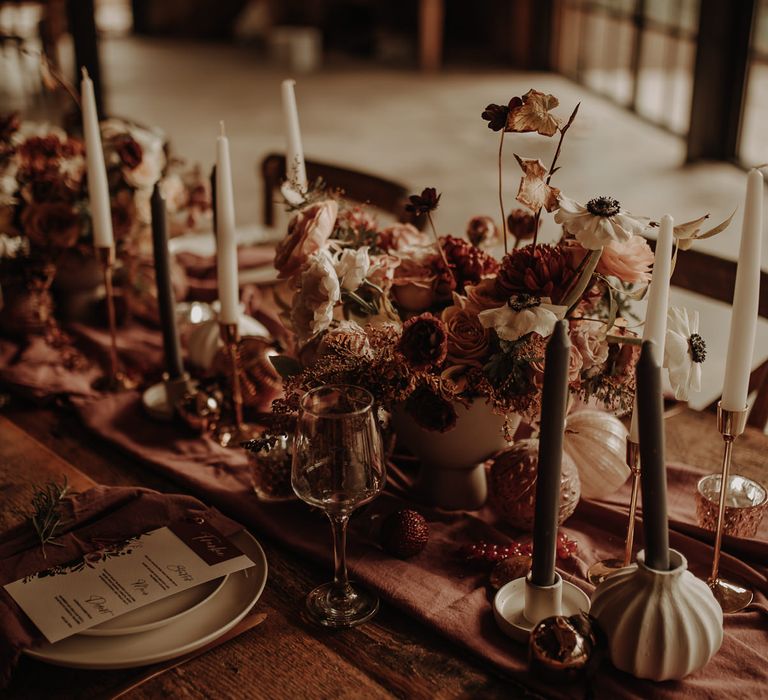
[
  {"xmin": 366, "ymin": 253, "xmax": 400, "ymax": 291},
  {"xmin": 275, "ymin": 199, "xmax": 338, "ymax": 279},
  {"xmin": 21, "ymin": 202, "xmax": 80, "ymax": 251},
  {"xmin": 463, "ymin": 278, "xmax": 506, "ymax": 312},
  {"xmin": 378, "ymin": 222, "xmax": 431, "ymax": 252},
  {"xmin": 570, "ymin": 319, "xmax": 609, "ymax": 377},
  {"xmin": 441, "ymin": 304, "xmax": 490, "ymax": 366},
  {"xmin": 596, "ymin": 235, "xmax": 654, "ymax": 284},
  {"xmin": 390, "ymin": 256, "xmax": 437, "ymax": 312}
]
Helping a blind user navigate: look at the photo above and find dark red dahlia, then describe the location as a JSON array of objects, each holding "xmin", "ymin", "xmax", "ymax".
[
  {"xmin": 441, "ymin": 235, "xmax": 499, "ymax": 291},
  {"xmin": 495, "ymin": 243, "xmax": 576, "ymax": 304},
  {"xmin": 114, "ymin": 134, "xmax": 143, "ymax": 170},
  {"xmin": 398, "ymin": 313, "xmax": 448, "ymax": 369}
]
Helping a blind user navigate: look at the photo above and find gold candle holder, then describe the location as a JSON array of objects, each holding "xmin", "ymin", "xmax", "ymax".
[
  {"xmin": 708, "ymin": 402, "xmax": 752, "ymax": 613},
  {"xmin": 92, "ymin": 246, "xmax": 136, "ymax": 392},
  {"xmin": 214, "ymin": 322, "xmax": 259, "ymax": 448},
  {"xmin": 587, "ymin": 438, "xmax": 640, "ymax": 584}
]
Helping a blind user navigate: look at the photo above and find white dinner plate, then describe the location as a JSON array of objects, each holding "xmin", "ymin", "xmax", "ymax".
[
  {"xmin": 81, "ymin": 575, "xmax": 228, "ymax": 637},
  {"xmin": 25, "ymin": 530, "xmax": 267, "ymax": 670}
]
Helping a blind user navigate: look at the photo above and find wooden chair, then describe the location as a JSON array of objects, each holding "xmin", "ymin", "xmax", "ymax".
[
  {"xmin": 647, "ymin": 239, "xmax": 768, "ymax": 430},
  {"xmin": 259, "ymin": 153, "xmax": 424, "ymax": 230}
]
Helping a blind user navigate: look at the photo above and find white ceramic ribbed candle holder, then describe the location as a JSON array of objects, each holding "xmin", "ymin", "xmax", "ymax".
[{"xmin": 590, "ymin": 549, "xmax": 723, "ymax": 681}]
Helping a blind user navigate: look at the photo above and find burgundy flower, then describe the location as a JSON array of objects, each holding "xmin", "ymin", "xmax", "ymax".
[
  {"xmin": 481, "ymin": 103, "xmax": 510, "ymax": 132},
  {"xmin": 398, "ymin": 313, "xmax": 448, "ymax": 369},
  {"xmin": 495, "ymin": 243, "xmax": 576, "ymax": 304},
  {"xmin": 507, "ymin": 208, "xmax": 537, "ymax": 242},
  {"xmin": 114, "ymin": 134, "xmax": 143, "ymax": 170},
  {"xmin": 431, "ymin": 255, "xmax": 457, "ymax": 304},
  {"xmin": 26, "ymin": 167, "xmax": 80, "ymax": 203},
  {"xmin": 466, "ymin": 215, "xmax": 499, "ymax": 247},
  {"xmin": 17, "ymin": 135, "xmax": 65, "ymax": 171},
  {"xmin": 21, "ymin": 202, "xmax": 81, "ymax": 251},
  {"xmin": 405, "ymin": 187, "xmax": 441, "ymax": 216},
  {"xmin": 405, "ymin": 383, "xmax": 457, "ymax": 433},
  {"xmin": 441, "ymin": 235, "xmax": 499, "ymax": 291},
  {"xmin": 0, "ymin": 112, "xmax": 20, "ymax": 141}
]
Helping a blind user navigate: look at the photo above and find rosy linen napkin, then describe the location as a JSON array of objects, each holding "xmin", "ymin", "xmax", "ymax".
[{"xmin": 0, "ymin": 485, "xmax": 244, "ymax": 686}]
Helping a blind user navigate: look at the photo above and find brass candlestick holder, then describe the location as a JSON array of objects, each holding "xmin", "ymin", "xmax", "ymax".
[
  {"xmin": 587, "ymin": 438, "xmax": 640, "ymax": 584},
  {"xmin": 709, "ymin": 402, "xmax": 752, "ymax": 613},
  {"xmin": 214, "ymin": 322, "xmax": 259, "ymax": 448},
  {"xmin": 93, "ymin": 246, "xmax": 136, "ymax": 392},
  {"xmin": 141, "ymin": 372, "xmax": 197, "ymax": 421}
]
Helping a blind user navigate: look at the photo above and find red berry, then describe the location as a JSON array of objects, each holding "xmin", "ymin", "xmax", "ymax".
[{"xmin": 381, "ymin": 509, "xmax": 429, "ymax": 558}]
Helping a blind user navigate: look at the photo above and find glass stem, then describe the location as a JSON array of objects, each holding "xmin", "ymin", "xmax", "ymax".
[{"xmin": 329, "ymin": 513, "xmax": 351, "ymax": 596}]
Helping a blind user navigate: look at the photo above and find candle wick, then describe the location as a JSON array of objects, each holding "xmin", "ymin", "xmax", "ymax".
[
  {"xmin": 219, "ymin": 121, "xmax": 226, "ymax": 138},
  {"xmin": 81, "ymin": 66, "xmax": 89, "ymax": 81}
]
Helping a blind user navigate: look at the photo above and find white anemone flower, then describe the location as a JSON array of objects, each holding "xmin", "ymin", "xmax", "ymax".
[
  {"xmin": 555, "ymin": 195, "xmax": 647, "ymax": 250},
  {"xmin": 478, "ymin": 294, "xmax": 568, "ymax": 342},
  {"xmin": 664, "ymin": 307, "xmax": 705, "ymax": 401}
]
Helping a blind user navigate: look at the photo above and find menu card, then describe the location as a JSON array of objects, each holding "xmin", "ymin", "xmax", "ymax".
[{"xmin": 4, "ymin": 520, "xmax": 254, "ymax": 643}]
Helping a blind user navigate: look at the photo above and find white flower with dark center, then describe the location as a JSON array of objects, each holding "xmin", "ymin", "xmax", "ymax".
[
  {"xmin": 478, "ymin": 294, "xmax": 567, "ymax": 342},
  {"xmin": 664, "ymin": 307, "xmax": 705, "ymax": 401},
  {"xmin": 555, "ymin": 194, "xmax": 646, "ymax": 250}
]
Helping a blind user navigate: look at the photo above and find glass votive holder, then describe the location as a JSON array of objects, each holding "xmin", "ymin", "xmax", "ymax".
[
  {"xmin": 696, "ymin": 473, "xmax": 767, "ymax": 538},
  {"xmin": 245, "ymin": 433, "xmax": 296, "ymax": 502}
]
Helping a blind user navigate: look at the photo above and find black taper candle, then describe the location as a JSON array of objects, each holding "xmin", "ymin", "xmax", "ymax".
[
  {"xmin": 530, "ymin": 320, "xmax": 571, "ymax": 587},
  {"xmin": 150, "ymin": 183, "xmax": 184, "ymax": 380},
  {"xmin": 210, "ymin": 165, "xmax": 217, "ymax": 237},
  {"xmin": 636, "ymin": 340, "xmax": 671, "ymax": 571}
]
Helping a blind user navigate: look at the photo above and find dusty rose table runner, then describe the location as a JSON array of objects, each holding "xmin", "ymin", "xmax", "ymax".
[{"xmin": 1, "ymin": 322, "xmax": 767, "ymax": 699}]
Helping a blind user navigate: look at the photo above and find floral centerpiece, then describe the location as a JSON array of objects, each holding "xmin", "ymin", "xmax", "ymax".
[
  {"xmin": 268, "ymin": 88, "xmax": 729, "ymax": 447},
  {"xmin": 0, "ymin": 112, "xmax": 212, "ymax": 331}
]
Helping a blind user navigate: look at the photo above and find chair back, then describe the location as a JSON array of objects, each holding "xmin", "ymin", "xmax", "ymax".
[
  {"xmin": 648, "ymin": 238, "xmax": 768, "ymax": 429},
  {"xmin": 260, "ymin": 153, "xmax": 423, "ymax": 229}
]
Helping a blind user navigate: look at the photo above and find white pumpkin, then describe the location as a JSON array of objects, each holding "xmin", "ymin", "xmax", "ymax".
[
  {"xmin": 186, "ymin": 314, "xmax": 270, "ymax": 370},
  {"xmin": 563, "ymin": 410, "xmax": 630, "ymax": 500}
]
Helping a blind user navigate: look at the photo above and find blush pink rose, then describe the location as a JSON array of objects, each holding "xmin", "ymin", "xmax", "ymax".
[
  {"xmin": 596, "ymin": 235, "xmax": 654, "ymax": 284},
  {"xmin": 275, "ymin": 200, "xmax": 338, "ymax": 279},
  {"xmin": 390, "ymin": 256, "xmax": 438, "ymax": 312},
  {"xmin": 378, "ymin": 223, "xmax": 431, "ymax": 252}
]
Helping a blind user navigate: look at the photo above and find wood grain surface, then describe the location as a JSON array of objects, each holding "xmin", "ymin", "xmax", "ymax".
[{"xmin": 0, "ymin": 400, "xmax": 765, "ymax": 700}]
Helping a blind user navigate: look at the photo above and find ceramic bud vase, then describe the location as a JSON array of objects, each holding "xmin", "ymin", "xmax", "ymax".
[
  {"xmin": 590, "ymin": 549, "xmax": 723, "ymax": 681},
  {"xmin": 393, "ymin": 400, "xmax": 517, "ymax": 510}
]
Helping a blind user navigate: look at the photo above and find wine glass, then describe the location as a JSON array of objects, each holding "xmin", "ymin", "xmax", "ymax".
[{"xmin": 292, "ymin": 384, "xmax": 386, "ymax": 628}]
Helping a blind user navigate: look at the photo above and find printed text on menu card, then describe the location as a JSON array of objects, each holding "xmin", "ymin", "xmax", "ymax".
[{"xmin": 4, "ymin": 521, "xmax": 253, "ymax": 643}]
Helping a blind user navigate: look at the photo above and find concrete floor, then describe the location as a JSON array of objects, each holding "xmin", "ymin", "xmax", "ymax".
[{"xmin": 6, "ymin": 36, "xmax": 768, "ymax": 412}]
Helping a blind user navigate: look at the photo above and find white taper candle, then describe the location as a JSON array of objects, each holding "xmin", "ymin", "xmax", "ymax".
[
  {"xmin": 722, "ymin": 169, "xmax": 764, "ymax": 412},
  {"xmin": 80, "ymin": 68, "xmax": 113, "ymax": 249},
  {"xmin": 629, "ymin": 214, "xmax": 674, "ymax": 442},
  {"xmin": 281, "ymin": 79, "xmax": 308, "ymax": 193},
  {"xmin": 215, "ymin": 121, "xmax": 240, "ymax": 326}
]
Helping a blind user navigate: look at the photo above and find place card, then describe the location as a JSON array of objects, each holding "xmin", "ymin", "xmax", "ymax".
[{"xmin": 4, "ymin": 521, "xmax": 254, "ymax": 643}]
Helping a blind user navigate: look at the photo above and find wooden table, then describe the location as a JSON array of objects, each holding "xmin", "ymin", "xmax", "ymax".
[{"xmin": 0, "ymin": 400, "xmax": 765, "ymax": 700}]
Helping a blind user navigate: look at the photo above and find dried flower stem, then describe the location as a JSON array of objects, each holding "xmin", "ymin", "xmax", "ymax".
[
  {"xmin": 426, "ymin": 211, "xmax": 454, "ymax": 279},
  {"xmin": 533, "ymin": 102, "xmax": 580, "ymax": 249},
  {"xmin": 498, "ymin": 130, "xmax": 508, "ymax": 255}
]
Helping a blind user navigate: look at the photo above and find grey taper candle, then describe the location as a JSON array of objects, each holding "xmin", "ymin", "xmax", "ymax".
[
  {"xmin": 530, "ymin": 320, "xmax": 571, "ymax": 587},
  {"xmin": 636, "ymin": 340, "xmax": 671, "ymax": 571},
  {"xmin": 150, "ymin": 183, "xmax": 184, "ymax": 380}
]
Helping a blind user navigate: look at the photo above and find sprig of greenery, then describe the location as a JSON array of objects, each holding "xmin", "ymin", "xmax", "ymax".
[{"xmin": 27, "ymin": 478, "xmax": 70, "ymax": 557}]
